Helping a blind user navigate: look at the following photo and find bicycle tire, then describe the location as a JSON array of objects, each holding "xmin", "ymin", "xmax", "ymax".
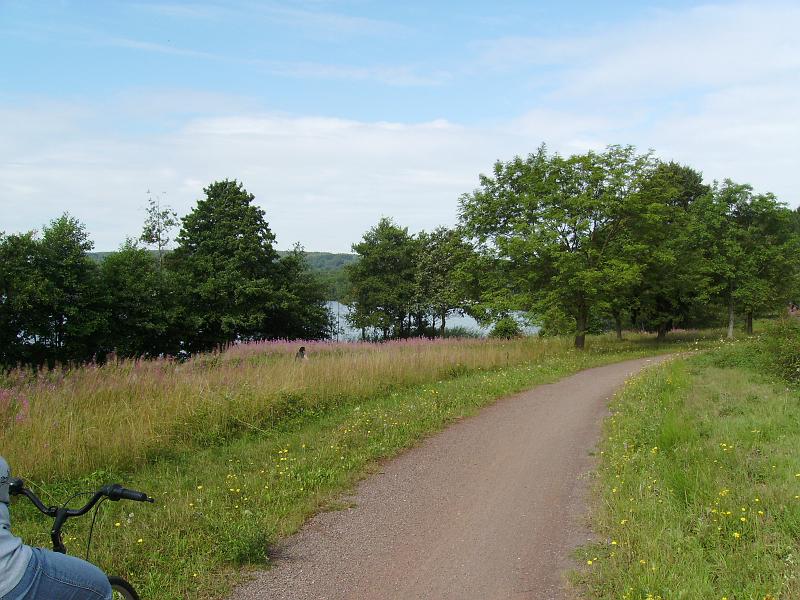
[{"xmin": 109, "ymin": 576, "xmax": 140, "ymax": 600}]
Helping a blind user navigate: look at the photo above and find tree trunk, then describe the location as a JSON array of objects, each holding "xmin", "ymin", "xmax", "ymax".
[
  {"xmin": 727, "ymin": 293, "xmax": 735, "ymax": 339},
  {"xmin": 574, "ymin": 306, "xmax": 587, "ymax": 349},
  {"xmin": 746, "ymin": 310, "xmax": 753, "ymax": 335},
  {"xmin": 613, "ymin": 310, "xmax": 623, "ymax": 340},
  {"xmin": 440, "ymin": 310, "xmax": 446, "ymax": 338}
]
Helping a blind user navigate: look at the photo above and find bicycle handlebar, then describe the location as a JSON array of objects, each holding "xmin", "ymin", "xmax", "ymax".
[
  {"xmin": 9, "ymin": 478, "xmax": 154, "ymax": 555},
  {"xmin": 9, "ymin": 478, "xmax": 154, "ymax": 516}
]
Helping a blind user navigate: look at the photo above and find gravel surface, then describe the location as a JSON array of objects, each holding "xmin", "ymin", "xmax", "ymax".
[{"xmin": 231, "ymin": 356, "xmax": 668, "ymax": 600}]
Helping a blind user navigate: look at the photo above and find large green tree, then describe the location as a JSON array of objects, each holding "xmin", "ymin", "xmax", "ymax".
[
  {"xmin": 459, "ymin": 145, "xmax": 654, "ymax": 348},
  {"xmin": 171, "ymin": 180, "xmax": 285, "ymax": 351},
  {"xmin": 0, "ymin": 232, "xmax": 47, "ymax": 366},
  {"xmin": 705, "ymin": 181, "xmax": 799, "ymax": 336},
  {"xmin": 171, "ymin": 180, "xmax": 329, "ymax": 350},
  {"xmin": 100, "ymin": 240, "xmax": 186, "ymax": 357},
  {"xmin": 414, "ymin": 227, "xmax": 475, "ymax": 336},
  {"xmin": 630, "ymin": 162, "xmax": 713, "ymax": 339},
  {"xmin": 37, "ymin": 215, "xmax": 106, "ymax": 364},
  {"xmin": 346, "ymin": 218, "xmax": 417, "ymax": 339}
]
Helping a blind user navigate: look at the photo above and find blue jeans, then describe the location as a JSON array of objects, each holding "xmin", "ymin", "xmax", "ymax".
[{"xmin": 2, "ymin": 548, "xmax": 112, "ymax": 600}]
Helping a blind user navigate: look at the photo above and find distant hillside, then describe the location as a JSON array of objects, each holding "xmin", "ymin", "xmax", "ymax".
[
  {"xmin": 276, "ymin": 251, "xmax": 358, "ymax": 272},
  {"xmin": 88, "ymin": 250, "xmax": 355, "ymax": 300}
]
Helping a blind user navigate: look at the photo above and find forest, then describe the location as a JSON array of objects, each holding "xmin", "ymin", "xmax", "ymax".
[{"xmin": 1, "ymin": 145, "xmax": 799, "ymax": 368}]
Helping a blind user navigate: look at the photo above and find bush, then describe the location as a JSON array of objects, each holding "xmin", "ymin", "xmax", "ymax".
[
  {"xmin": 761, "ymin": 318, "xmax": 800, "ymax": 382},
  {"xmin": 489, "ymin": 317, "xmax": 522, "ymax": 339},
  {"xmin": 443, "ymin": 326, "xmax": 482, "ymax": 339}
]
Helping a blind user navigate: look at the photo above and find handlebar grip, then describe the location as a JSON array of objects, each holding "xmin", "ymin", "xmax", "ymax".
[
  {"xmin": 8, "ymin": 478, "xmax": 24, "ymax": 496},
  {"xmin": 105, "ymin": 484, "xmax": 154, "ymax": 503}
]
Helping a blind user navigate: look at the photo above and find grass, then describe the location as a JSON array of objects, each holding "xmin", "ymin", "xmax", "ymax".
[
  {"xmin": 576, "ymin": 321, "xmax": 800, "ymax": 600},
  {"xmin": 2, "ymin": 331, "xmax": 716, "ymax": 599}
]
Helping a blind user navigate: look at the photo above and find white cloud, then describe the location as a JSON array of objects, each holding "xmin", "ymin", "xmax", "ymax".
[
  {"xmin": 475, "ymin": 1, "xmax": 800, "ymax": 203},
  {"xmin": 2, "ymin": 1, "xmax": 798, "ymax": 254},
  {"xmin": 0, "ymin": 105, "xmax": 523, "ymax": 251}
]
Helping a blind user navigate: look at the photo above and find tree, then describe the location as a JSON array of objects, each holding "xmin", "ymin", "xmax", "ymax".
[
  {"xmin": 346, "ymin": 218, "xmax": 417, "ymax": 339},
  {"xmin": 630, "ymin": 162, "xmax": 713, "ymax": 339},
  {"xmin": 705, "ymin": 182, "xmax": 799, "ymax": 336},
  {"xmin": 171, "ymin": 180, "xmax": 284, "ymax": 351},
  {"xmin": 266, "ymin": 245, "xmax": 332, "ymax": 340},
  {"xmin": 0, "ymin": 232, "xmax": 47, "ymax": 366},
  {"xmin": 100, "ymin": 240, "xmax": 179, "ymax": 357},
  {"xmin": 140, "ymin": 191, "xmax": 179, "ymax": 274},
  {"xmin": 734, "ymin": 194, "xmax": 798, "ymax": 334},
  {"xmin": 37, "ymin": 215, "xmax": 105, "ymax": 364},
  {"xmin": 414, "ymin": 227, "xmax": 475, "ymax": 336},
  {"xmin": 459, "ymin": 145, "xmax": 655, "ymax": 348}
]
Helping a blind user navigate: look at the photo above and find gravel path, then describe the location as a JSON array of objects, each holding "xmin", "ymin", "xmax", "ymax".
[{"xmin": 231, "ymin": 356, "xmax": 668, "ymax": 600}]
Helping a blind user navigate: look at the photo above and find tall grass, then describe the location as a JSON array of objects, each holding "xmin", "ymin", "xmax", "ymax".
[
  {"xmin": 576, "ymin": 329, "xmax": 800, "ymax": 599},
  {"xmin": 2, "ymin": 332, "xmax": 717, "ymax": 599},
  {"xmin": 2, "ymin": 336, "xmax": 585, "ymax": 480}
]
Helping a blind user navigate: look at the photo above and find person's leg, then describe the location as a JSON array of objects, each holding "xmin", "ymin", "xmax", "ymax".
[{"xmin": 3, "ymin": 547, "xmax": 112, "ymax": 600}]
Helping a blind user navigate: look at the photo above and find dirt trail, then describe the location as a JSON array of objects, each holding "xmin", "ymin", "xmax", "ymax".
[{"xmin": 232, "ymin": 356, "xmax": 668, "ymax": 600}]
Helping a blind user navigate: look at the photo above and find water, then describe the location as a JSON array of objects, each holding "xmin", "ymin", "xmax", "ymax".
[{"xmin": 325, "ymin": 302, "xmax": 538, "ymax": 340}]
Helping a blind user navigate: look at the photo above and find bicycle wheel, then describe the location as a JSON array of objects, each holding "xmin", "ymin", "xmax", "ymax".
[{"xmin": 109, "ymin": 576, "xmax": 140, "ymax": 600}]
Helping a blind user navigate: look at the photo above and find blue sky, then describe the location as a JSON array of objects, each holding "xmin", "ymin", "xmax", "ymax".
[{"xmin": 1, "ymin": 0, "xmax": 798, "ymax": 251}]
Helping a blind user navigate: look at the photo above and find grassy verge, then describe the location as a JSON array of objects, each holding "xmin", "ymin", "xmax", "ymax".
[
  {"xmin": 576, "ymin": 321, "xmax": 800, "ymax": 599},
  {"xmin": 5, "ymin": 333, "xmax": 712, "ymax": 600}
]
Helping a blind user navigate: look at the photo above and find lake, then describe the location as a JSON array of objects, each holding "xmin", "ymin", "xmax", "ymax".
[{"xmin": 325, "ymin": 302, "xmax": 539, "ymax": 340}]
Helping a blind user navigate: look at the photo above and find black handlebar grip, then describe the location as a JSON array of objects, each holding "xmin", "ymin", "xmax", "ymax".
[
  {"xmin": 106, "ymin": 484, "xmax": 153, "ymax": 503},
  {"xmin": 8, "ymin": 478, "xmax": 24, "ymax": 496}
]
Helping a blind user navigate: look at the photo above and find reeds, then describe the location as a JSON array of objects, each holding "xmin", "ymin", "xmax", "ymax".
[{"xmin": 2, "ymin": 336, "xmax": 578, "ymax": 480}]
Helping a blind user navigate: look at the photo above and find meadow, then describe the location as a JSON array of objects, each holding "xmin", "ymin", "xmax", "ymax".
[
  {"xmin": 1, "ymin": 331, "xmax": 714, "ymax": 599},
  {"xmin": 576, "ymin": 319, "xmax": 800, "ymax": 599}
]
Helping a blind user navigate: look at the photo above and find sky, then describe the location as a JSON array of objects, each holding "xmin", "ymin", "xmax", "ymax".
[{"xmin": 1, "ymin": 0, "xmax": 798, "ymax": 252}]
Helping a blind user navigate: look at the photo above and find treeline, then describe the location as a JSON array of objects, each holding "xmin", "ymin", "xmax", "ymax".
[
  {"xmin": 3, "ymin": 145, "xmax": 799, "ymax": 367},
  {"xmin": 0, "ymin": 180, "xmax": 330, "ymax": 368},
  {"xmin": 347, "ymin": 145, "xmax": 800, "ymax": 346}
]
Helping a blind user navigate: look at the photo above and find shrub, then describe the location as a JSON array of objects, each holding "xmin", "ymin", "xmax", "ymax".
[
  {"xmin": 761, "ymin": 318, "xmax": 800, "ymax": 382},
  {"xmin": 489, "ymin": 317, "xmax": 522, "ymax": 339},
  {"xmin": 443, "ymin": 326, "xmax": 482, "ymax": 339}
]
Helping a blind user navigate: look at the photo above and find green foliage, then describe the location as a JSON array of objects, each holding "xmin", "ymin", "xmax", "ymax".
[
  {"xmin": 0, "ymin": 231, "xmax": 45, "ymax": 366},
  {"xmin": 171, "ymin": 180, "xmax": 329, "ymax": 351},
  {"xmin": 460, "ymin": 144, "xmax": 655, "ymax": 348},
  {"xmin": 489, "ymin": 316, "xmax": 522, "ymax": 338},
  {"xmin": 705, "ymin": 318, "xmax": 800, "ymax": 383},
  {"xmin": 631, "ymin": 162, "xmax": 713, "ymax": 337},
  {"xmin": 414, "ymin": 227, "xmax": 476, "ymax": 335},
  {"xmin": 139, "ymin": 192, "xmax": 178, "ymax": 272},
  {"xmin": 99, "ymin": 240, "xmax": 185, "ymax": 357},
  {"xmin": 442, "ymin": 326, "xmax": 482, "ymax": 339},
  {"xmin": 701, "ymin": 180, "xmax": 799, "ymax": 336},
  {"xmin": 269, "ymin": 246, "xmax": 332, "ymax": 340},
  {"xmin": 0, "ymin": 215, "xmax": 105, "ymax": 367},
  {"xmin": 276, "ymin": 251, "xmax": 357, "ymax": 301},
  {"xmin": 0, "ymin": 182, "xmax": 332, "ymax": 369},
  {"xmin": 346, "ymin": 217, "xmax": 418, "ymax": 339}
]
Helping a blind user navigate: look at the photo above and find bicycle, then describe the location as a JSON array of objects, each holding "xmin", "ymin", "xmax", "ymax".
[{"xmin": 8, "ymin": 477, "xmax": 154, "ymax": 600}]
